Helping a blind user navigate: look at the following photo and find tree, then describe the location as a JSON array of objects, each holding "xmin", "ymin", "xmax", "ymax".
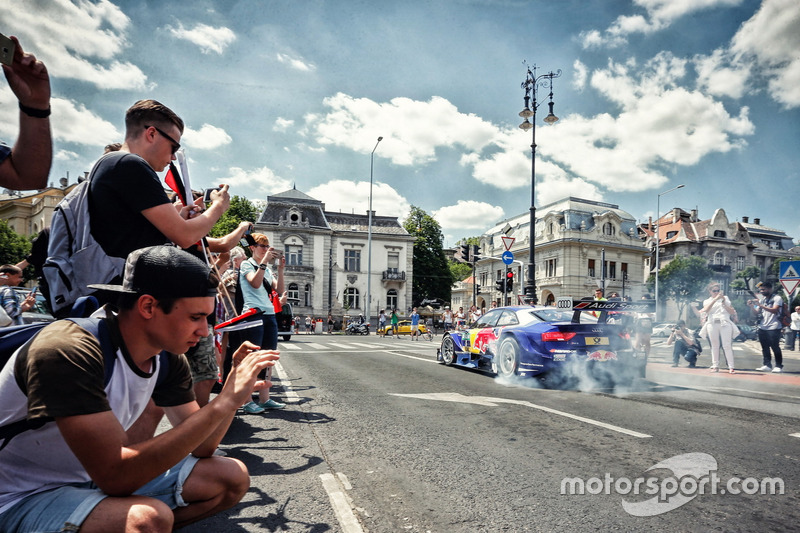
[
  {"xmin": 657, "ymin": 255, "xmax": 713, "ymax": 320},
  {"xmin": 449, "ymin": 261, "xmax": 472, "ymax": 282},
  {"xmin": 0, "ymin": 220, "xmax": 32, "ymax": 278},
  {"xmin": 403, "ymin": 206, "xmax": 455, "ymax": 306},
  {"xmin": 209, "ymin": 195, "xmax": 259, "ymax": 238},
  {"xmin": 731, "ymin": 266, "xmax": 761, "ymax": 297}
]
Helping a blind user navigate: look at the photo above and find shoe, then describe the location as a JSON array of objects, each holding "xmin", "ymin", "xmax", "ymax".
[
  {"xmin": 670, "ymin": 363, "xmax": 678, "ymax": 367},
  {"xmin": 756, "ymin": 365, "xmax": 772, "ymax": 372},
  {"xmin": 259, "ymin": 398, "xmax": 286, "ymax": 409},
  {"xmin": 242, "ymin": 401, "xmax": 265, "ymax": 414},
  {"xmin": 688, "ymin": 363, "xmax": 696, "ymax": 368},
  {"xmin": 710, "ymin": 366, "xmax": 719, "ymax": 373},
  {"xmin": 729, "ymin": 369, "xmax": 735, "ymax": 374},
  {"xmin": 771, "ymin": 367, "xmax": 782, "ymax": 373}
]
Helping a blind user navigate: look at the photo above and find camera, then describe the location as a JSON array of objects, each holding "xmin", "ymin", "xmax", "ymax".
[{"xmin": 203, "ymin": 187, "xmax": 221, "ymax": 203}]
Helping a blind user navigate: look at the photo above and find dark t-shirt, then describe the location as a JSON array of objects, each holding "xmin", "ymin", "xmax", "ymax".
[{"xmin": 89, "ymin": 152, "xmax": 172, "ymax": 259}]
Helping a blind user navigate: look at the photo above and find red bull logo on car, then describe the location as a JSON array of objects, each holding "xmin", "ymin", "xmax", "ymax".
[{"xmin": 588, "ymin": 350, "xmax": 617, "ymax": 362}]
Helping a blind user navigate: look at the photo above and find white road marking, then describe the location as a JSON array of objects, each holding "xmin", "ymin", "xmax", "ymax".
[
  {"xmin": 789, "ymin": 433, "xmax": 800, "ymax": 439},
  {"xmin": 271, "ymin": 361, "xmax": 300, "ymax": 404},
  {"xmin": 320, "ymin": 473, "xmax": 365, "ymax": 533},
  {"xmin": 392, "ymin": 392, "xmax": 652, "ymax": 438},
  {"xmin": 386, "ymin": 351, "xmax": 438, "ymax": 364},
  {"xmin": 278, "ymin": 343, "xmax": 302, "ymax": 350}
]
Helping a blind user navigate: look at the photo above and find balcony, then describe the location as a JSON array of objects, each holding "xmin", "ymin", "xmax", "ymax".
[{"xmin": 382, "ymin": 270, "xmax": 406, "ymax": 282}]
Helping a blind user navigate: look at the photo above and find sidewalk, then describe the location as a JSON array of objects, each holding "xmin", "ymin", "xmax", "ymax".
[{"xmin": 645, "ymin": 339, "xmax": 800, "ymax": 401}]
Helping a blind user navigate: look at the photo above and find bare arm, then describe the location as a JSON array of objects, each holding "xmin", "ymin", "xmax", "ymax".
[
  {"xmin": 141, "ymin": 185, "xmax": 230, "ymax": 248},
  {"xmin": 206, "ymin": 221, "xmax": 252, "ymax": 253}
]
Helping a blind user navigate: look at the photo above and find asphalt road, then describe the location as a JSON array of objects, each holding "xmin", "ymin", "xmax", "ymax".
[{"xmin": 191, "ymin": 332, "xmax": 800, "ymax": 532}]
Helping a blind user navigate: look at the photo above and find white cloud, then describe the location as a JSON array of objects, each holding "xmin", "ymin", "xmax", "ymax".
[
  {"xmin": 273, "ymin": 118, "xmax": 295, "ymax": 132},
  {"xmin": 694, "ymin": 49, "xmax": 750, "ymax": 99},
  {"xmin": 182, "ymin": 124, "xmax": 232, "ymax": 150},
  {"xmin": 0, "ymin": 0, "xmax": 150, "ymax": 90},
  {"xmin": 222, "ymin": 166, "xmax": 292, "ymax": 195},
  {"xmin": 433, "ymin": 201, "xmax": 505, "ymax": 232},
  {"xmin": 276, "ymin": 52, "xmax": 316, "ymax": 72},
  {"xmin": 730, "ymin": 0, "xmax": 800, "ymax": 108},
  {"xmin": 169, "ymin": 22, "xmax": 236, "ymax": 54},
  {"xmin": 572, "ymin": 60, "xmax": 588, "ymax": 91},
  {"xmin": 307, "ymin": 180, "xmax": 411, "ymax": 219}
]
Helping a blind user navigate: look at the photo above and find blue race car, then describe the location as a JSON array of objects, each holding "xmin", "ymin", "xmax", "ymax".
[{"xmin": 437, "ymin": 303, "xmax": 645, "ymax": 386}]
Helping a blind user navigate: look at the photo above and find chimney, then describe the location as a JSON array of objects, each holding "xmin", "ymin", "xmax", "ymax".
[
  {"xmin": 672, "ymin": 207, "xmax": 680, "ymax": 222},
  {"xmin": 648, "ymin": 216, "xmax": 652, "ymax": 231},
  {"xmin": 690, "ymin": 209, "xmax": 698, "ymax": 222},
  {"xmin": 742, "ymin": 216, "xmax": 749, "ymax": 223},
  {"xmin": 754, "ymin": 218, "xmax": 760, "ymax": 225}
]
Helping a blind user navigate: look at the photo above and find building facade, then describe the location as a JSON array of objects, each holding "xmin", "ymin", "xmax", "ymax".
[
  {"xmin": 252, "ymin": 188, "xmax": 415, "ymax": 322},
  {"xmin": 0, "ymin": 176, "xmax": 82, "ymax": 236},
  {"xmin": 469, "ymin": 197, "xmax": 650, "ymax": 308}
]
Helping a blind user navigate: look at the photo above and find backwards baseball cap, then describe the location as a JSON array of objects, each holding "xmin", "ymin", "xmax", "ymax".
[{"xmin": 88, "ymin": 246, "xmax": 217, "ymax": 299}]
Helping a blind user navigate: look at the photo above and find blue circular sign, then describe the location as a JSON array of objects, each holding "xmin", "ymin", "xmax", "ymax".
[{"xmin": 502, "ymin": 251, "xmax": 514, "ymax": 265}]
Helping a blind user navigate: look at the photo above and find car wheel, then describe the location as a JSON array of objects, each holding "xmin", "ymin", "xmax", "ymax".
[
  {"xmin": 497, "ymin": 336, "xmax": 520, "ymax": 378},
  {"xmin": 440, "ymin": 335, "xmax": 456, "ymax": 365},
  {"xmin": 282, "ymin": 335, "xmax": 291, "ymax": 342}
]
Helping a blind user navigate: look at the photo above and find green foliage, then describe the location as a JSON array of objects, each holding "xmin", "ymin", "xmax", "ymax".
[
  {"xmin": 403, "ymin": 206, "xmax": 455, "ymax": 306},
  {"xmin": 450, "ymin": 261, "xmax": 472, "ymax": 282},
  {"xmin": 734, "ymin": 266, "xmax": 761, "ymax": 296},
  {"xmin": 0, "ymin": 220, "xmax": 32, "ymax": 277},
  {"xmin": 209, "ymin": 196, "xmax": 259, "ymax": 238},
  {"xmin": 657, "ymin": 255, "xmax": 714, "ymax": 319}
]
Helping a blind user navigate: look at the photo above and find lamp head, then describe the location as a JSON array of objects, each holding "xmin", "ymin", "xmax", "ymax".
[{"xmin": 543, "ymin": 101, "xmax": 559, "ymax": 124}]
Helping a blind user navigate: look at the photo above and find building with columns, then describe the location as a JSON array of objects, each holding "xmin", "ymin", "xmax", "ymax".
[{"xmin": 252, "ymin": 187, "xmax": 415, "ymax": 321}]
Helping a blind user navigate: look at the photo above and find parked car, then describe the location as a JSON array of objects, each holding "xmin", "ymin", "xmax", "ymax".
[
  {"xmin": 276, "ymin": 302, "xmax": 294, "ymax": 341},
  {"xmin": 436, "ymin": 304, "xmax": 642, "ymax": 387},
  {"xmin": 11, "ymin": 287, "xmax": 54, "ymax": 324},
  {"xmin": 651, "ymin": 323, "xmax": 676, "ymax": 338},
  {"xmin": 734, "ymin": 324, "xmax": 758, "ymax": 342},
  {"xmin": 378, "ymin": 320, "xmax": 430, "ymax": 336}
]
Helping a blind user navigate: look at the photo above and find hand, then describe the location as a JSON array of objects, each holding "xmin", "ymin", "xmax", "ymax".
[
  {"xmin": 209, "ymin": 184, "xmax": 230, "ymax": 211},
  {"xmin": 21, "ymin": 293, "xmax": 36, "ymax": 311},
  {"xmin": 2, "ymin": 36, "xmax": 50, "ymax": 109},
  {"xmin": 279, "ymin": 291, "xmax": 288, "ymax": 305},
  {"xmin": 224, "ymin": 341, "xmax": 280, "ymax": 405}
]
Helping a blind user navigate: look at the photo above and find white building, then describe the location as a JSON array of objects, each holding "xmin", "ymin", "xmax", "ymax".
[
  {"xmin": 471, "ymin": 197, "xmax": 650, "ymax": 308},
  {"xmin": 253, "ymin": 188, "xmax": 415, "ymax": 322}
]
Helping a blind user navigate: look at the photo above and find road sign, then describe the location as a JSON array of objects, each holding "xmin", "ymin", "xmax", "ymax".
[
  {"xmin": 779, "ymin": 260, "xmax": 800, "ymax": 295},
  {"xmin": 501, "ymin": 236, "xmax": 515, "ymax": 251},
  {"xmin": 501, "ymin": 250, "xmax": 514, "ymax": 265}
]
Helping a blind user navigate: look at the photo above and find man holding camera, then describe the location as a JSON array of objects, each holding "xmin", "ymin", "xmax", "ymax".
[
  {"xmin": 750, "ymin": 281, "xmax": 784, "ymax": 373},
  {"xmin": 667, "ymin": 320, "xmax": 701, "ymax": 368}
]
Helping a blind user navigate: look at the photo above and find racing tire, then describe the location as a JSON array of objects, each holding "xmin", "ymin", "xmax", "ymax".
[
  {"xmin": 440, "ymin": 335, "xmax": 457, "ymax": 365},
  {"xmin": 497, "ymin": 336, "xmax": 521, "ymax": 379}
]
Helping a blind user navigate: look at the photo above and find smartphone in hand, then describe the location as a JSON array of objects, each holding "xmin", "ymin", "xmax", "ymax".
[{"xmin": 0, "ymin": 34, "xmax": 15, "ymax": 67}]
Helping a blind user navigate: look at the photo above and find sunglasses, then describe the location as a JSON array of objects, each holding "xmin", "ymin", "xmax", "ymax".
[
  {"xmin": 711, "ymin": 289, "xmax": 720, "ymax": 293},
  {"xmin": 254, "ymin": 243, "xmax": 270, "ymax": 249},
  {"xmin": 144, "ymin": 125, "xmax": 181, "ymax": 154}
]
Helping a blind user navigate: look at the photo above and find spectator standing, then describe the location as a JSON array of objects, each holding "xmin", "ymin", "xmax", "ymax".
[
  {"xmin": 701, "ymin": 283, "xmax": 736, "ymax": 373},
  {"xmin": 410, "ymin": 307, "xmax": 420, "ymax": 340},
  {"xmin": 0, "ymin": 36, "xmax": 51, "ymax": 191},
  {"xmin": 305, "ymin": 316, "xmax": 312, "ymax": 334},
  {"xmin": 442, "ymin": 306, "xmax": 453, "ymax": 331},
  {"xmin": 785, "ymin": 305, "xmax": 800, "ymax": 350},
  {"xmin": 0, "ymin": 264, "xmax": 35, "ymax": 325},
  {"xmin": 455, "ymin": 307, "xmax": 466, "ymax": 329},
  {"xmin": 667, "ymin": 320, "xmax": 700, "ymax": 368},
  {"xmin": 390, "ymin": 309, "xmax": 399, "ymax": 337},
  {"xmin": 378, "ymin": 309, "xmax": 387, "ymax": 335},
  {"xmin": 327, "ymin": 313, "xmax": 334, "ymax": 334},
  {"xmin": 634, "ymin": 294, "xmax": 654, "ymax": 359},
  {"xmin": 0, "ymin": 246, "xmax": 276, "ymax": 531},
  {"xmin": 239, "ymin": 233, "xmax": 287, "ymax": 412},
  {"xmin": 751, "ymin": 281, "xmax": 784, "ymax": 373}
]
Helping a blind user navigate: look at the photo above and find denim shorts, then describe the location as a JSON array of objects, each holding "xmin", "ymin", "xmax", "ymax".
[{"xmin": 0, "ymin": 455, "xmax": 199, "ymax": 532}]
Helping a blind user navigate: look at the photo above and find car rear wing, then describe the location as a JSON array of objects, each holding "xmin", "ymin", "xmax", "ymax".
[{"xmin": 556, "ymin": 297, "xmax": 656, "ymax": 324}]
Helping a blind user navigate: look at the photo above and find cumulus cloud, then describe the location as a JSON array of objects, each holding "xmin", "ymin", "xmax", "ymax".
[
  {"xmin": 273, "ymin": 117, "xmax": 295, "ymax": 132},
  {"xmin": 433, "ymin": 201, "xmax": 505, "ymax": 232},
  {"xmin": 276, "ymin": 52, "xmax": 316, "ymax": 72},
  {"xmin": 182, "ymin": 124, "xmax": 232, "ymax": 150},
  {"xmin": 307, "ymin": 180, "xmax": 411, "ymax": 219},
  {"xmin": 222, "ymin": 166, "xmax": 292, "ymax": 194},
  {"xmin": 0, "ymin": 0, "xmax": 150, "ymax": 90},
  {"xmin": 168, "ymin": 22, "xmax": 236, "ymax": 54}
]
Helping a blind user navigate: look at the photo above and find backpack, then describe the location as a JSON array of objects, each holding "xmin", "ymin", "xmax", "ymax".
[
  {"xmin": 774, "ymin": 295, "xmax": 792, "ymax": 328},
  {"xmin": 0, "ymin": 316, "xmax": 169, "ymax": 451},
  {"xmin": 42, "ymin": 157, "xmax": 125, "ymax": 317}
]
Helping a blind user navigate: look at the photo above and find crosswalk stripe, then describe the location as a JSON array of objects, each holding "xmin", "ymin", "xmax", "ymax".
[
  {"xmin": 346, "ymin": 342, "xmax": 376, "ymax": 349},
  {"xmin": 278, "ymin": 343, "xmax": 302, "ymax": 350}
]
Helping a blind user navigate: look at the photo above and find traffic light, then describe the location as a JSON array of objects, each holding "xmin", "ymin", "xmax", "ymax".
[
  {"xmin": 471, "ymin": 245, "xmax": 481, "ymax": 263},
  {"xmin": 475, "ymin": 284, "xmax": 481, "ymax": 294},
  {"xmin": 460, "ymin": 243, "xmax": 470, "ymax": 263},
  {"xmin": 506, "ymin": 271, "xmax": 514, "ymax": 291},
  {"xmin": 495, "ymin": 279, "xmax": 505, "ymax": 292}
]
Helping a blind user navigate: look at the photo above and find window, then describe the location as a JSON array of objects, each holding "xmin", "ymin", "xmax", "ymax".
[
  {"xmin": 304, "ymin": 284, "xmax": 311, "ymax": 307},
  {"xmin": 287, "ymin": 283, "xmax": 299, "ymax": 301},
  {"xmin": 545, "ymin": 258, "xmax": 557, "ymax": 278},
  {"xmin": 386, "ymin": 289, "xmax": 398, "ymax": 310},
  {"xmin": 344, "ymin": 249, "xmax": 361, "ymax": 271},
  {"xmin": 713, "ymin": 252, "xmax": 724, "ymax": 265},
  {"xmin": 605, "ymin": 261, "xmax": 617, "ymax": 279},
  {"xmin": 286, "ymin": 245, "xmax": 303, "ymax": 266},
  {"xmin": 588, "ymin": 259, "xmax": 596, "ymax": 277},
  {"xmin": 621, "ymin": 262, "xmax": 628, "ymax": 280},
  {"xmin": 387, "ymin": 252, "xmax": 399, "ymax": 273},
  {"xmin": 603, "ymin": 222, "xmax": 615, "ymax": 236},
  {"xmin": 736, "ymin": 256, "xmax": 745, "ymax": 270},
  {"xmin": 345, "ymin": 287, "xmax": 360, "ymax": 309},
  {"xmin": 713, "ymin": 230, "xmax": 727, "ymax": 238}
]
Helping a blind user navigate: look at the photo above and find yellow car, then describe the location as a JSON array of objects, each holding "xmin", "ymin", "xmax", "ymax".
[{"xmin": 379, "ymin": 320, "xmax": 431, "ymax": 337}]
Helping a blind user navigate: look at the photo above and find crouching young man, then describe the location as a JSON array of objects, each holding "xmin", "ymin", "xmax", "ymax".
[{"xmin": 0, "ymin": 246, "xmax": 278, "ymax": 532}]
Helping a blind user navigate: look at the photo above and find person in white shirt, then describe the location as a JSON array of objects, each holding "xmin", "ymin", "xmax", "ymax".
[
  {"xmin": 785, "ymin": 305, "xmax": 800, "ymax": 351},
  {"xmin": 701, "ymin": 283, "xmax": 736, "ymax": 373}
]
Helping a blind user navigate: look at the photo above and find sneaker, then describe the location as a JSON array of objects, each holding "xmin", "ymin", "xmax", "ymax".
[
  {"xmin": 756, "ymin": 365, "xmax": 772, "ymax": 372},
  {"xmin": 259, "ymin": 398, "xmax": 286, "ymax": 410},
  {"xmin": 670, "ymin": 363, "xmax": 678, "ymax": 367},
  {"xmin": 771, "ymin": 367, "xmax": 782, "ymax": 373},
  {"xmin": 242, "ymin": 401, "xmax": 265, "ymax": 414},
  {"xmin": 709, "ymin": 366, "xmax": 719, "ymax": 373}
]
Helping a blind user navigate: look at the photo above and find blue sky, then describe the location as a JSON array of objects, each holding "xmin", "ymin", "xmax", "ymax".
[{"xmin": 2, "ymin": 0, "xmax": 798, "ymax": 246}]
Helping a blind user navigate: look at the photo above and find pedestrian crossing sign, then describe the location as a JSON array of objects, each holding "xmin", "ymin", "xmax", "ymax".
[{"xmin": 779, "ymin": 260, "xmax": 800, "ymax": 295}]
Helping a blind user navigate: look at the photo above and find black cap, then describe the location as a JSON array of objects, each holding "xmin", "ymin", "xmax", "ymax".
[{"xmin": 88, "ymin": 246, "xmax": 217, "ymax": 299}]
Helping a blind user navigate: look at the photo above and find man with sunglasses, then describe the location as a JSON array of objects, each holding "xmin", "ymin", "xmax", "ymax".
[{"xmin": 749, "ymin": 281, "xmax": 784, "ymax": 373}]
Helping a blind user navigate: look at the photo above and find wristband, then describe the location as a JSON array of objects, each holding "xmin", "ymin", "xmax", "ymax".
[
  {"xmin": 19, "ymin": 102, "xmax": 51, "ymax": 118},
  {"xmin": 259, "ymin": 263, "xmax": 268, "ymax": 270}
]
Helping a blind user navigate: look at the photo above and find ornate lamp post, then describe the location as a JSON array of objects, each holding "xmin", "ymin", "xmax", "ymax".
[
  {"xmin": 654, "ymin": 183, "xmax": 685, "ymax": 322},
  {"xmin": 519, "ymin": 63, "xmax": 561, "ymax": 305},
  {"xmin": 366, "ymin": 136, "xmax": 383, "ymax": 331}
]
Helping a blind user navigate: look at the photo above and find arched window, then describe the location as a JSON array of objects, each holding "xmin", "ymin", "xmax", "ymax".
[
  {"xmin": 287, "ymin": 283, "xmax": 299, "ymax": 301},
  {"xmin": 386, "ymin": 289, "xmax": 398, "ymax": 310},
  {"xmin": 603, "ymin": 222, "xmax": 615, "ymax": 236},
  {"xmin": 713, "ymin": 230, "xmax": 726, "ymax": 238},
  {"xmin": 713, "ymin": 252, "xmax": 724, "ymax": 265},
  {"xmin": 345, "ymin": 288, "xmax": 360, "ymax": 310}
]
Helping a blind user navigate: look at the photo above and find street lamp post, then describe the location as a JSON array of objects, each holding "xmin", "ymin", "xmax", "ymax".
[
  {"xmin": 654, "ymin": 184, "xmax": 685, "ymax": 322},
  {"xmin": 366, "ymin": 136, "xmax": 383, "ymax": 331},
  {"xmin": 519, "ymin": 63, "xmax": 561, "ymax": 305}
]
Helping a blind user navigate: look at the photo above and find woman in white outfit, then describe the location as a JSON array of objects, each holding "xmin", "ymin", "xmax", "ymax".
[{"xmin": 702, "ymin": 282, "xmax": 736, "ymax": 373}]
